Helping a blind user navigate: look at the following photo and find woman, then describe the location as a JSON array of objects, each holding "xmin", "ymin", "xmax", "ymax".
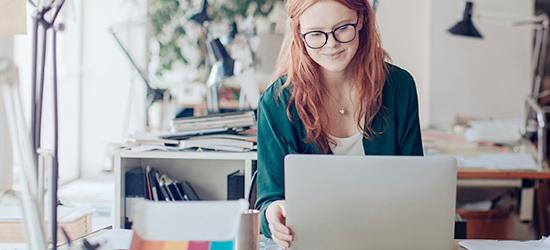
[{"xmin": 255, "ymin": 0, "xmax": 423, "ymax": 248}]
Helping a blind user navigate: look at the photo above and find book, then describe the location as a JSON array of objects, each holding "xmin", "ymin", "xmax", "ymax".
[
  {"xmin": 181, "ymin": 181, "xmax": 200, "ymax": 201},
  {"xmin": 171, "ymin": 111, "xmax": 255, "ymax": 125},
  {"xmin": 170, "ymin": 111, "xmax": 256, "ymax": 134},
  {"xmin": 145, "ymin": 166, "xmax": 153, "ymax": 200},
  {"xmin": 179, "ymin": 138, "xmax": 255, "ymax": 150}
]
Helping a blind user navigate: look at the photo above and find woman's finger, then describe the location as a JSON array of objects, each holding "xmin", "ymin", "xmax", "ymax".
[
  {"xmin": 272, "ymin": 221, "xmax": 291, "ymax": 235},
  {"xmin": 272, "ymin": 236, "xmax": 290, "ymax": 249},
  {"xmin": 273, "ymin": 230, "xmax": 293, "ymax": 242}
]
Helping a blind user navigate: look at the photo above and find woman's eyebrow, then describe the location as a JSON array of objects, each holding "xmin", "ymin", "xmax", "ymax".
[{"xmin": 303, "ymin": 18, "xmax": 356, "ymax": 32}]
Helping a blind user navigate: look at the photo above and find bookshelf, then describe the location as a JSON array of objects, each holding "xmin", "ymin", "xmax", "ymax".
[{"xmin": 114, "ymin": 149, "xmax": 257, "ymax": 228}]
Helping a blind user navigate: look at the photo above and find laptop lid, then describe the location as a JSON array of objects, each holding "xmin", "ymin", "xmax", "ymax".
[{"xmin": 284, "ymin": 155, "xmax": 457, "ymax": 250}]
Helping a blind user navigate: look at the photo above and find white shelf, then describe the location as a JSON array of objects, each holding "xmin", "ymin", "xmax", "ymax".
[
  {"xmin": 114, "ymin": 150, "xmax": 257, "ymax": 229},
  {"xmin": 119, "ymin": 150, "xmax": 257, "ymax": 160}
]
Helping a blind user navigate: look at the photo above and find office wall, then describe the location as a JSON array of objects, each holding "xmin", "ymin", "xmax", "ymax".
[
  {"xmin": 377, "ymin": 0, "xmax": 532, "ymax": 127},
  {"xmin": 377, "ymin": 0, "xmax": 431, "ymax": 127},
  {"xmin": 80, "ymin": 0, "xmax": 147, "ymax": 177},
  {"xmin": 429, "ymin": 0, "xmax": 533, "ymax": 126}
]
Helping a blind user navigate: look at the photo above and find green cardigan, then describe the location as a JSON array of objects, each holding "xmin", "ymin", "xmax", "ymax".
[{"xmin": 254, "ymin": 64, "xmax": 424, "ymax": 238}]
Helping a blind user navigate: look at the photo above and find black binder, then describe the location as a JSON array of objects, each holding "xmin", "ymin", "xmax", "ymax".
[
  {"xmin": 227, "ymin": 170, "xmax": 244, "ymax": 200},
  {"xmin": 125, "ymin": 167, "xmax": 147, "ymax": 198}
]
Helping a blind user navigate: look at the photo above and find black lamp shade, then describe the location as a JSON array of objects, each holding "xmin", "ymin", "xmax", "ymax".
[
  {"xmin": 448, "ymin": 1, "xmax": 483, "ymax": 39},
  {"xmin": 210, "ymin": 38, "xmax": 235, "ymax": 77},
  {"xmin": 189, "ymin": 0, "xmax": 210, "ymax": 24}
]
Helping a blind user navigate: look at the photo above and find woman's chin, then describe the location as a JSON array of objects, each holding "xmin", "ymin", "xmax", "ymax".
[{"xmin": 319, "ymin": 62, "xmax": 349, "ymax": 73}]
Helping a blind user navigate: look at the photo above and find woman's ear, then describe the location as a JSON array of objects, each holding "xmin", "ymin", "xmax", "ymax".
[{"xmin": 357, "ymin": 12, "xmax": 365, "ymax": 31}]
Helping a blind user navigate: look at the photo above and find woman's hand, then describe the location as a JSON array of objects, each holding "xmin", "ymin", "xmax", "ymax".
[{"xmin": 266, "ymin": 200, "xmax": 293, "ymax": 249}]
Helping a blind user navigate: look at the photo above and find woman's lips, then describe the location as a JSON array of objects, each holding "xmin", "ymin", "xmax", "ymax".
[{"xmin": 323, "ymin": 50, "xmax": 345, "ymax": 58}]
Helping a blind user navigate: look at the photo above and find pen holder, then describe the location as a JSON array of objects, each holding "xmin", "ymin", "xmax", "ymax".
[{"xmin": 237, "ymin": 209, "xmax": 260, "ymax": 250}]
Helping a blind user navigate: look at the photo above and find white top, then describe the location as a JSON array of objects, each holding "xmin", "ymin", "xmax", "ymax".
[{"xmin": 328, "ymin": 133, "xmax": 365, "ymax": 155}]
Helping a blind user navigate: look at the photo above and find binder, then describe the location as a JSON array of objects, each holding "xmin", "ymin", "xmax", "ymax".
[
  {"xmin": 127, "ymin": 166, "xmax": 200, "ymax": 202},
  {"xmin": 182, "ymin": 181, "xmax": 201, "ymax": 201},
  {"xmin": 125, "ymin": 167, "xmax": 146, "ymax": 198},
  {"xmin": 227, "ymin": 170, "xmax": 244, "ymax": 200}
]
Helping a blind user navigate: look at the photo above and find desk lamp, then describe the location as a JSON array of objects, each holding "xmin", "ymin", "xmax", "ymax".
[
  {"xmin": 448, "ymin": 0, "xmax": 550, "ymax": 167},
  {"xmin": 448, "ymin": 1, "xmax": 483, "ymax": 38},
  {"xmin": 206, "ymin": 38, "xmax": 235, "ymax": 113},
  {"xmin": 109, "ymin": 22, "xmax": 171, "ymax": 129},
  {"xmin": 189, "ymin": 0, "xmax": 209, "ymax": 25}
]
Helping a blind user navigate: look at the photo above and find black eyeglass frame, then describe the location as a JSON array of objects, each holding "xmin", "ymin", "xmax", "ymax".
[{"xmin": 300, "ymin": 16, "xmax": 360, "ymax": 49}]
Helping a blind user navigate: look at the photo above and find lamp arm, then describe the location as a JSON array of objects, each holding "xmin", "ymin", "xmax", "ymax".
[
  {"xmin": 474, "ymin": 13, "xmax": 548, "ymax": 26},
  {"xmin": 28, "ymin": 0, "xmax": 38, "ymax": 7},
  {"xmin": 531, "ymin": 14, "xmax": 549, "ymax": 99},
  {"xmin": 51, "ymin": 0, "xmax": 67, "ymax": 24}
]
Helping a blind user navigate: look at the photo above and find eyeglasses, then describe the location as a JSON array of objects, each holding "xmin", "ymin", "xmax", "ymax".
[{"xmin": 301, "ymin": 17, "xmax": 360, "ymax": 49}]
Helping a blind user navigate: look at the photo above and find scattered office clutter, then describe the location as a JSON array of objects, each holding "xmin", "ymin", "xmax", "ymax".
[
  {"xmin": 465, "ymin": 119, "xmax": 522, "ymax": 145},
  {"xmin": 129, "ymin": 199, "xmax": 248, "ymax": 250},
  {"xmin": 125, "ymin": 166, "xmax": 200, "ymax": 202},
  {"xmin": 126, "ymin": 111, "xmax": 257, "ymax": 152},
  {"xmin": 423, "ymin": 129, "xmax": 540, "ymax": 170}
]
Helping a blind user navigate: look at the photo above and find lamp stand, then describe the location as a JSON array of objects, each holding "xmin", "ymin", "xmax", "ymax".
[
  {"xmin": 206, "ymin": 61, "xmax": 222, "ymax": 113},
  {"xmin": 29, "ymin": 1, "xmax": 67, "ymax": 249}
]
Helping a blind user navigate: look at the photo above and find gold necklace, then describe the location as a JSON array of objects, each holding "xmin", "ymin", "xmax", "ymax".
[{"xmin": 326, "ymin": 91, "xmax": 348, "ymax": 116}]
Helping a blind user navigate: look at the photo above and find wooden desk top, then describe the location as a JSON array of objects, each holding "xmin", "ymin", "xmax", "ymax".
[{"xmin": 458, "ymin": 168, "xmax": 550, "ymax": 180}]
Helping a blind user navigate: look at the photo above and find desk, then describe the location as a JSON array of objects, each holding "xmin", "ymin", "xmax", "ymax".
[
  {"xmin": 424, "ymin": 130, "xmax": 550, "ymax": 237},
  {"xmin": 60, "ymin": 229, "xmax": 471, "ymax": 250},
  {"xmin": 458, "ymin": 167, "xmax": 550, "ymax": 238}
]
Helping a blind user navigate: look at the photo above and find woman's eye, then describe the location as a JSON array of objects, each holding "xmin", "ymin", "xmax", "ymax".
[{"xmin": 338, "ymin": 25, "xmax": 352, "ymax": 31}]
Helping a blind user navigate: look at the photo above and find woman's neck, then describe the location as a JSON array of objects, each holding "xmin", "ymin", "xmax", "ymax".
[{"xmin": 321, "ymin": 69, "xmax": 351, "ymax": 95}]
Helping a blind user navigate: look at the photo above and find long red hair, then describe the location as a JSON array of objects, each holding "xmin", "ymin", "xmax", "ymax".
[{"xmin": 274, "ymin": 0, "xmax": 389, "ymax": 153}]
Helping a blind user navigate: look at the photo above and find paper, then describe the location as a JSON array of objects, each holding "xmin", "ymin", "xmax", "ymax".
[
  {"xmin": 465, "ymin": 119, "xmax": 522, "ymax": 144},
  {"xmin": 132, "ymin": 199, "xmax": 248, "ymax": 241},
  {"xmin": 0, "ymin": 0, "xmax": 26, "ymax": 36},
  {"xmin": 459, "ymin": 237, "xmax": 550, "ymax": 250},
  {"xmin": 455, "ymin": 153, "xmax": 539, "ymax": 171}
]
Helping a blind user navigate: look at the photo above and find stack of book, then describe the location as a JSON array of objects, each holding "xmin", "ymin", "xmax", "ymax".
[
  {"xmin": 169, "ymin": 111, "xmax": 255, "ymax": 138},
  {"xmin": 126, "ymin": 111, "xmax": 257, "ymax": 152}
]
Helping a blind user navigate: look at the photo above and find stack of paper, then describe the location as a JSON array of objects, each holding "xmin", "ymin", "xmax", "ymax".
[
  {"xmin": 126, "ymin": 129, "xmax": 257, "ymax": 153},
  {"xmin": 178, "ymin": 133, "xmax": 257, "ymax": 152},
  {"xmin": 459, "ymin": 237, "xmax": 550, "ymax": 250},
  {"xmin": 455, "ymin": 153, "xmax": 539, "ymax": 171}
]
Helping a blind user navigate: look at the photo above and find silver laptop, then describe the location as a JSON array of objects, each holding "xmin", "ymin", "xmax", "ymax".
[{"xmin": 284, "ymin": 155, "xmax": 457, "ymax": 250}]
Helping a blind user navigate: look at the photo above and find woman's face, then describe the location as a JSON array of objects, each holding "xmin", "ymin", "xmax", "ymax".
[{"xmin": 299, "ymin": 1, "xmax": 363, "ymax": 74}]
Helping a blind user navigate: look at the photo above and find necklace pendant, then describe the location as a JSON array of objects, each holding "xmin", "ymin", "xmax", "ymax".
[{"xmin": 339, "ymin": 107, "xmax": 345, "ymax": 115}]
